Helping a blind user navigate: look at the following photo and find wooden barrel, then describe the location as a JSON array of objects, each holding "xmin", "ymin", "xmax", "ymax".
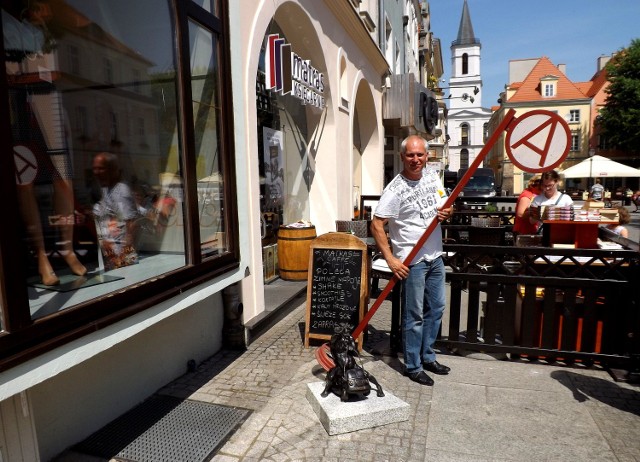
[{"xmin": 277, "ymin": 226, "xmax": 316, "ymax": 281}]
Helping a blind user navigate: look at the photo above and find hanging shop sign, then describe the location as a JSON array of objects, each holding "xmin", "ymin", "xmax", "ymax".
[{"xmin": 265, "ymin": 33, "xmax": 325, "ymax": 108}]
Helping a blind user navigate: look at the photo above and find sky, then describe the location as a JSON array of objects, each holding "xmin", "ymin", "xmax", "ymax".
[{"xmin": 428, "ymin": 0, "xmax": 640, "ymax": 107}]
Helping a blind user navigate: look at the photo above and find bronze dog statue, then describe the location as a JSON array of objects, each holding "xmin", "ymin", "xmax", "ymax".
[{"xmin": 321, "ymin": 330, "xmax": 384, "ymax": 402}]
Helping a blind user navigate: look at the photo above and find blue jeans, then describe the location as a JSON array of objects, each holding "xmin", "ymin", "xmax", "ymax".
[{"xmin": 401, "ymin": 257, "xmax": 446, "ymax": 373}]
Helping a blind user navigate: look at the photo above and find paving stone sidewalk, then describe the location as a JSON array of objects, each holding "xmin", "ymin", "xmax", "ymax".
[{"xmin": 157, "ymin": 292, "xmax": 640, "ymax": 462}]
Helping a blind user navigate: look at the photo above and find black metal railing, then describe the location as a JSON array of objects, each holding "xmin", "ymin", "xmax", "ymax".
[{"xmin": 438, "ymin": 244, "xmax": 640, "ymax": 369}]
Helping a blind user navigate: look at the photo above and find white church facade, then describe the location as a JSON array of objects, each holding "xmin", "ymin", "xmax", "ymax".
[{"xmin": 446, "ymin": 0, "xmax": 492, "ymax": 172}]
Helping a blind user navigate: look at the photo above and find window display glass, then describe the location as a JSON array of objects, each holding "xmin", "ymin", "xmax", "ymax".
[{"xmin": 4, "ymin": 0, "xmax": 186, "ymax": 319}]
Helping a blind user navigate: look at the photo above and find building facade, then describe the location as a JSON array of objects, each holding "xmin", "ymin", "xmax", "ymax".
[
  {"xmin": 486, "ymin": 56, "xmax": 617, "ymax": 195},
  {"xmin": 444, "ymin": 0, "xmax": 491, "ymax": 173},
  {"xmin": 0, "ymin": 0, "xmax": 445, "ymax": 459}
]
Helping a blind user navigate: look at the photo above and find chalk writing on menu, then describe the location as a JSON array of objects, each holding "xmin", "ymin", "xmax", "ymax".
[{"xmin": 308, "ymin": 247, "xmax": 362, "ymax": 336}]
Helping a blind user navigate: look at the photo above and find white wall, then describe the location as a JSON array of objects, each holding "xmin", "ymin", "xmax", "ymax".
[
  {"xmin": 232, "ymin": 0, "xmax": 385, "ymax": 322},
  {"xmin": 30, "ymin": 294, "xmax": 224, "ymax": 461}
]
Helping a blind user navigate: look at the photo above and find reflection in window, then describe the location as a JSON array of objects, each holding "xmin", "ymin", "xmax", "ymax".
[
  {"xmin": 4, "ymin": 0, "xmax": 186, "ymax": 319},
  {"xmin": 192, "ymin": 0, "xmax": 216, "ymax": 14},
  {"xmin": 189, "ymin": 20, "xmax": 229, "ymax": 259}
]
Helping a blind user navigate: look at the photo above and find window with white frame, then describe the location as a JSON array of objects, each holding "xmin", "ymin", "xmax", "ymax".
[
  {"xmin": 569, "ymin": 109, "xmax": 580, "ymax": 123},
  {"xmin": 460, "ymin": 123, "xmax": 469, "ymax": 145},
  {"xmin": 571, "ymin": 132, "xmax": 580, "ymax": 151},
  {"xmin": 544, "ymin": 83, "xmax": 555, "ymax": 97}
]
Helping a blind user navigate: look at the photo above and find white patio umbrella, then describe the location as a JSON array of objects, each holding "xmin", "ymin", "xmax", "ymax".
[{"xmin": 559, "ymin": 155, "xmax": 640, "ymax": 178}]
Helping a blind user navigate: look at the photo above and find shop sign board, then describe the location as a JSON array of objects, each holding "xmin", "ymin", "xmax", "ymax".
[
  {"xmin": 265, "ymin": 33, "xmax": 325, "ymax": 108},
  {"xmin": 304, "ymin": 233, "xmax": 367, "ymax": 348}
]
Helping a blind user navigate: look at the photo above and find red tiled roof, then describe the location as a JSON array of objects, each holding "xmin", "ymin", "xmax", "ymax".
[
  {"xmin": 583, "ymin": 68, "xmax": 609, "ymax": 97},
  {"xmin": 508, "ymin": 57, "xmax": 587, "ymax": 102}
]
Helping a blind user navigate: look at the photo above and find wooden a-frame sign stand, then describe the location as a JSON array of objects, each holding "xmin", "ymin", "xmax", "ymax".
[{"xmin": 304, "ymin": 233, "xmax": 368, "ymax": 349}]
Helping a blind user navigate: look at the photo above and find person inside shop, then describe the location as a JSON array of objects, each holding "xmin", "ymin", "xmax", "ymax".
[
  {"xmin": 590, "ymin": 178, "xmax": 604, "ymax": 201},
  {"xmin": 513, "ymin": 175, "xmax": 541, "ymax": 237},
  {"xmin": 370, "ymin": 135, "xmax": 453, "ymax": 386},
  {"xmin": 604, "ymin": 207, "xmax": 630, "ymax": 238},
  {"xmin": 92, "ymin": 152, "xmax": 140, "ymax": 270},
  {"xmin": 632, "ymin": 190, "xmax": 640, "ymax": 212},
  {"xmin": 529, "ymin": 170, "xmax": 574, "ymax": 227}
]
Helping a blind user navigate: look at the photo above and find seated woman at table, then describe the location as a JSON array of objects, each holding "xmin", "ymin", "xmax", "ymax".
[
  {"xmin": 632, "ymin": 190, "xmax": 640, "ymax": 212},
  {"xmin": 513, "ymin": 176, "xmax": 541, "ymax": 236},
  {"xmin": 604, "ymin": 207, "xmax": 630, "ymax": 238},
  {"xmin": 529, "ymin": 170, "xmax": 574, "ymax": 227}
]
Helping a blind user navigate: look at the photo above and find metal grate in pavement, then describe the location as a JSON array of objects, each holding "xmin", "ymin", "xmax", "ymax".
[{"xmin": 73, "ymin": 395, "xmax": 250, "ymax": 462}]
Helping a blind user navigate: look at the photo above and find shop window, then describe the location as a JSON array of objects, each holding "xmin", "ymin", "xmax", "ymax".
[
  {"xmin": 0, "ymin": 0, "xmax": 236, "ymax": 367},
  {"xmin": 188, "ymin": 19, "xmax": 229, "ymax": 259},
  {"xmin": 192, "ymin": 0, "xmax": 219, "ymax": 15},
  {"xmin": 255, "ymin": 21, "xmax": 325, "ymax": 247}
]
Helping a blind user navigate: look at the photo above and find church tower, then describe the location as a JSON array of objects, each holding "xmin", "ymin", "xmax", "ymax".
[{"xmin": 446, "ymin": 0, "xmax": 491, "ymax": 171}]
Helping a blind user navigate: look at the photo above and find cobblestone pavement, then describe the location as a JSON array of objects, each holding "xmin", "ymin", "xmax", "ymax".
[{"xmin": 156, "ymin": 290, "xmax": 640, "ymax": 462}]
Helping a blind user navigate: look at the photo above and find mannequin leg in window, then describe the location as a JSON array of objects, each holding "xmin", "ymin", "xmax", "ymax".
[
  {"xmin": 18, "ymin": 183, "xmax": 59, "ymax": 286},
  {"xmin": 17, "ymin": 179, "xmax": 87, "ymax": 286},
  {"xmin": 52, "ymin": 177, "xmax": 87, "ymax": 278}
]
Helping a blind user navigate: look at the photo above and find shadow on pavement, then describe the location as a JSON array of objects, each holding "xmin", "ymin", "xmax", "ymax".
[{"xmin": 551, "ymin": 370, "xmax": 640, "ymax": 416}]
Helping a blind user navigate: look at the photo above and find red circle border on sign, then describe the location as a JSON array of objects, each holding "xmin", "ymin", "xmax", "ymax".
[{"xmin": 505, "ymin": 110, "xmax": 571, "ymax": 174}]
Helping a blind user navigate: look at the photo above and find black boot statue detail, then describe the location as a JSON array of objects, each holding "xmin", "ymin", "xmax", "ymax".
[{"xmin": 321, "ymin": 330, "xmax": 384, "ymax": 402}]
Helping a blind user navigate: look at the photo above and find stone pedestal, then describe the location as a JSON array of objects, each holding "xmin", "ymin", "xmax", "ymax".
[{"xmin": 306, "ymin": 382, "xmax": 409, "ymax": 435}]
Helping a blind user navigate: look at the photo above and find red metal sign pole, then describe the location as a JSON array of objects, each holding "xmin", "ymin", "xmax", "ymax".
[{"xmin": 351, "ymin": 109, "xmax": 517, "ymax": 339}]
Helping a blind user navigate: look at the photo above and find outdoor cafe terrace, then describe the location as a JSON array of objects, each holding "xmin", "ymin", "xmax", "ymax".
[{"xmin": 362, "ymin": 195, "xmax": 640, "ymax": 382}]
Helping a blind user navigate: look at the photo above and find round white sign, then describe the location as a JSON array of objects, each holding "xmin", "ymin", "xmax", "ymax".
[
  {"xmin": 505, "ymin": 110, "xmax": 570, "ymax": 173},
  {"xmin": 14, "ymin": 144, "xmax": 39, "ymax": 185}
]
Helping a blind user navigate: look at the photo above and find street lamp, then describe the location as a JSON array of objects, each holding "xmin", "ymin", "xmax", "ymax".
[
  {"xmin": 438, "ymin": 85, "xmax": 478, "ymax": 103},
  {"xmin": 447, "ymin": 93, "xmax": 475, "ymax": 103},
  {"xmin": 438, "ymin": 85, "xmax": 479, "ymax": 95}
]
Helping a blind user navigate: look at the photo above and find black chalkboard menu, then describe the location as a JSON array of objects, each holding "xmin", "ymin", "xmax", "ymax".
[{"xmin": 304, "ymin": 232, "xmax": 368, "ymax": 348}]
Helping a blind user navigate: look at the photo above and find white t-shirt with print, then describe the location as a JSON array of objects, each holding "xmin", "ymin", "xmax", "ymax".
[
  {"xmin": 375, "ymin": 169, "xmax": 448, "ymax": 265},
  {"xmin": 530, "ymin": 192, "xmax": 574, "ymax": 208}
]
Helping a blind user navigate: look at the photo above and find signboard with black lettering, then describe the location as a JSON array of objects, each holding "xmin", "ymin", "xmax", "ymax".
[{"xmin": 304, "ymin": 232, "xmax": 368, "ymax": 348}]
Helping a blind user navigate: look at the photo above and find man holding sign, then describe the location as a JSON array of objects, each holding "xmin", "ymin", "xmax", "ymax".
[{"xmin": 371, "ymin": 135, "xmax": 453, "ymax": 386}]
